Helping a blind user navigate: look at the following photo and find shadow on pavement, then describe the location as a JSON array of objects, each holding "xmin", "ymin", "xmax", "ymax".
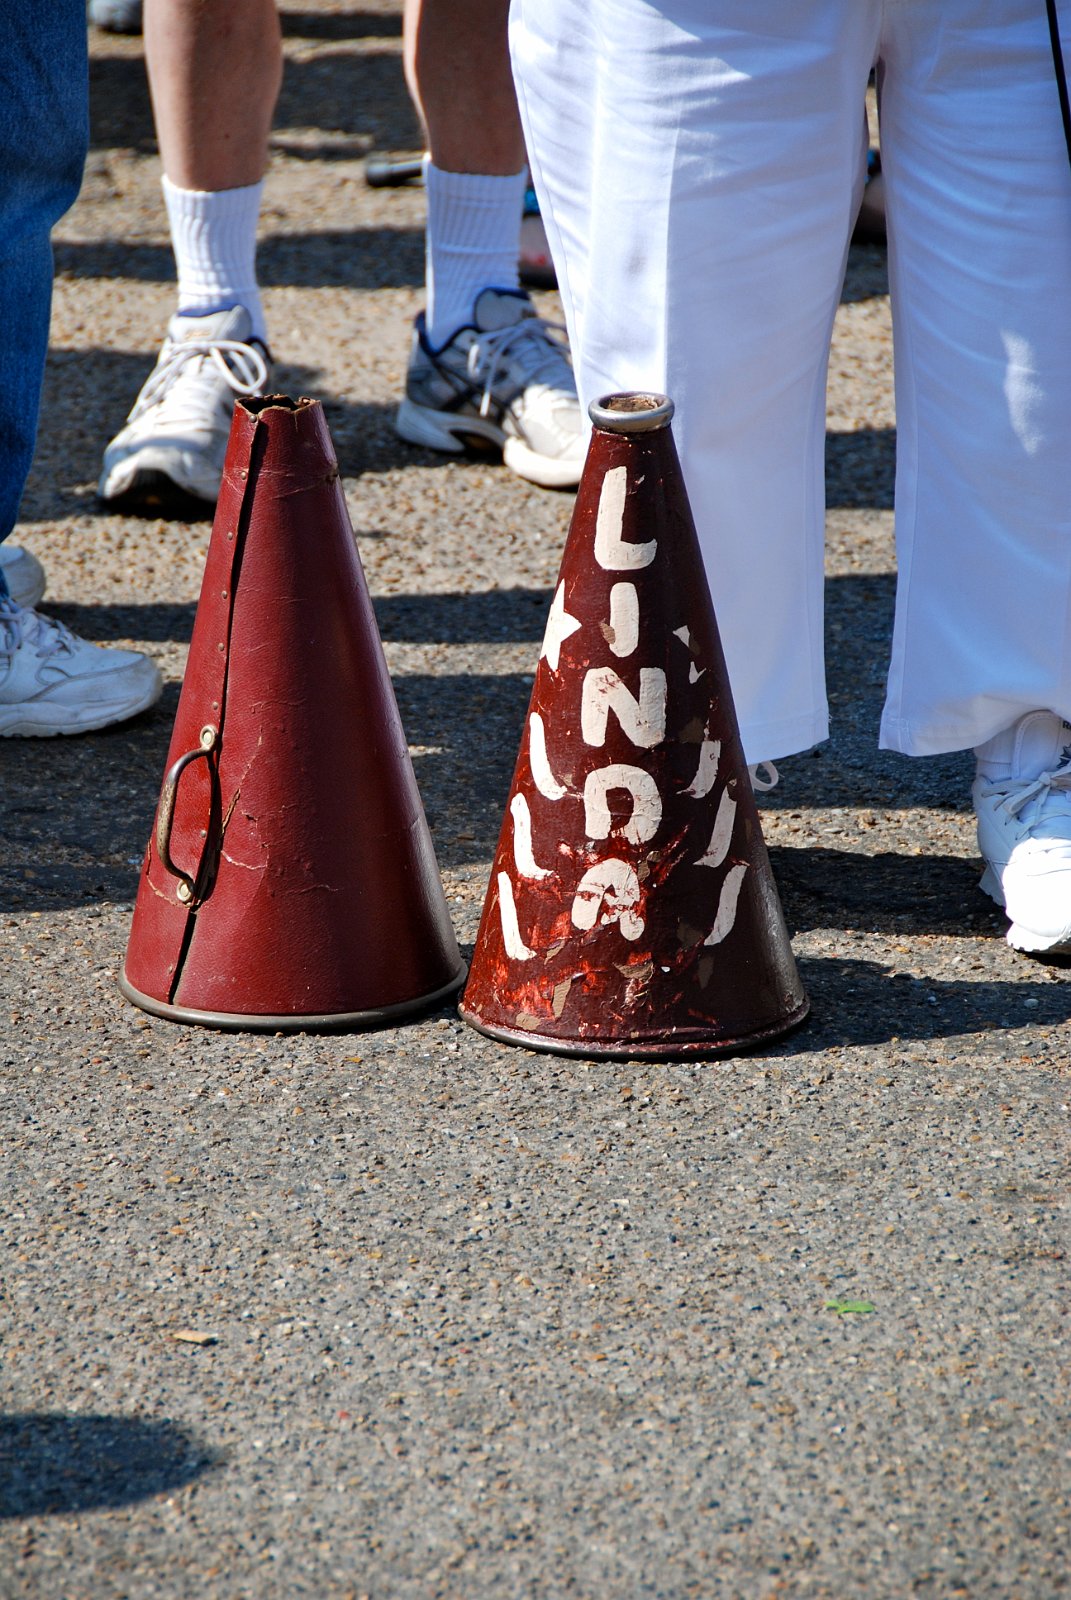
[
  {"xmin": 274, "ymin": 51, "xmax": 419, "ymax": 156},
  {"xmin": 787, "ymin": 954, "xmax": 1071, "ymax": 1053},
  {"xmin": 54, "ymin": 226, "xmax": 425, "ymax": 291},
  {"xmin": 25, "ymin": 344, "xmax": 463, "ymax": 525},
  {"xmin": 0, "ymin": 671, "xmax": 526, "ymax": 910},
  {"xmin": 279, "ymin": 8, "xmax": 402, "ymax": 39},
  {"xmin": 0, "ymin": 1413, "xmax": 220, "ymax": 1518},
  {"xmin": 34, "ymin": 588, "xmax": 555, "ymax": 646},
  {"xmin": 826, "ymin": 426, "xmax": 895, "ymax": 509},
  {"xmin": 89, "ymin": 43, "xmax": 420, "ymax": 160},
  {"xmin": 841, "ymin": 241, "xmax": 889, "ymax": 302},
  {"xmin": 772, "ymin": 845, "xmax": 992, "ymax": 938},
  {"xmin": 0, "ymin": 573, "xmax": 980, "ymax": 921},
  {"xmin": 54, "ymin": 240, "xmax": 888, "ymax": 310},
  {"xmin": 31, "ymin": 576, "xmax": 889, "ymax": 653}
]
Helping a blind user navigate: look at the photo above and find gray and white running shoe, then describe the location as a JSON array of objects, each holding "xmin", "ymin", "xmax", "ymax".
[{"xmin": 395, "ymin": 288, "xmax": 586, "ymax": 489}]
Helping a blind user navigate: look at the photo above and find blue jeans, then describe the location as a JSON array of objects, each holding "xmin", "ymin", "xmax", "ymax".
[{"xmin": 0, "ymin": 0, "xmax": 88, "ymax": 597}]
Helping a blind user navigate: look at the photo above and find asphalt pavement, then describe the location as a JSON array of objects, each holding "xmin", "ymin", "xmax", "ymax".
[{"xmin": 1, "ymin": 7, "xmax": 1068, "ymax": 1597}]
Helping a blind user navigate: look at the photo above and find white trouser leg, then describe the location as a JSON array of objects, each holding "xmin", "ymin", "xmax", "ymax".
[
  {"xmin": 515, "ymin": 0, "xmax": 1071, "ymax": 766},
  {"xmin": 511, "ymin": 0, "xmax": 879, "ymax": 764},
  {"xmin": 878, "ymin": 0, "xmax": 1071, "ymax": 754}
]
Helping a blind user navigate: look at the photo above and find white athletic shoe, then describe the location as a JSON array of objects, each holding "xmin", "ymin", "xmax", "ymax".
[
  {"xmin": 395, "ymin": 287, "xmax": 587, "ymax": 489},
  {"xmin": 0, "ymin": 598, "xmax": 162, "ymax": 737},
  {"xmin": 0, "ymin": 545, "xmax": 46, "ymax": 609},
  {"xmin": 99, "ymin": 306, "xmax": 270, "ymax": 508},
  {"xmin": 974, "ymin": 709, "xmax": 1071, "ymax": 953}
]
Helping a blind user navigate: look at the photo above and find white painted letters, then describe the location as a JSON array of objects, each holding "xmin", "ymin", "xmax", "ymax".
[
  {"xmin": 595, "ymin": 466, "xmax": 656, "ymax": 571},
  {"xmin": 683, "ymin": 738, "xmax": 721, "ymax": 798},
  {"xmin": 511, "ymin": 793, "xmax": 552, "ymax": 878},
  {"xmin": 704, "ymin": 862, "xmax": 748, "ymax": 946},
  {"xmin": 583, "ymin": 764, "xmax": 662, "ymax": 846},
  {"xmin": 529, "ymin": 712, "xmax": 567, "ymax": 800},
  {"xmin": 581, "ymin": 667, "xmax": 667, "ymax": 748},
  {"xmin": 540, "ymin": 581, "xmax": 582, "ymax": 671},
  {"xmin": 497, "ymin": 872, "xmax": 536, "ymax": 960},
  {"xmin": 608, "ymin": 582, "xmax": 639, "ymax": 657},
  {"xmin": 697, "ymin": 787, "xmax": 736, "ymax": 870},
  {"xmin": 571, "ymin": 859, "xmax": 645, "ymax": 941}
]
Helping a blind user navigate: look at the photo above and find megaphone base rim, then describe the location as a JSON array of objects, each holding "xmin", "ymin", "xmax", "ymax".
[
  {"xmin": 458, "ymin": 997, "xmax": 810, "ymax": 1061},
  {"xmin": 119, "ymin": 963, "xmax": 467, "ymax": 1033}
]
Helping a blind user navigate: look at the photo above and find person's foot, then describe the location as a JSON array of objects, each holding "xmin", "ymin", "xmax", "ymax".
[
  {"xmin": 0, "ymin": 545, "xmax": 46, "ymax": 609},
  {"xmin": 974, "ymin": 709, "xmax": 1071, "ymax": 952},
  {"xmin": 395, "ymin": 287, "xmax": 586, "ymax": 489},
  {"xmin": 99, "ymin": 307, "xmax": 270, "ymax": 509},
  {"xmin": 88, "ymin": 0, "xmax": 143, "ymax": 33},
  {"xmin": 0, "ymin": 597, "xmax": 162, "ymax": 737}
]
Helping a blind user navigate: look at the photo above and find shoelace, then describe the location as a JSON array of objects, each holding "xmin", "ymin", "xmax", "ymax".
[
  {"xmin": 0, "ymin": 597, "xmax": 76, "ymax": 665},
  {"xmin": 128, "ymin": 337, "xmax": 268, "ymax": 423},
  {"xmin": 748, "ymin": 761, "xmax": 779, "ymax": 793},
  {"xmin": 466, "ymin": 316, "xmax": 573, "ymax": 418},
  {"xmin": 994, "ymin": 756, "xmax": 1071, "ymax": 821}
]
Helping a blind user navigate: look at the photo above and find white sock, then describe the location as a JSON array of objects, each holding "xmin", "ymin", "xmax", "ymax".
[
  {"xmin": 162, "ymin": 174, "xmax": 267, "ymax": 343},
  {"xmin": 423, "ymin": 161, "xmax": 527, "ymax": 347}
]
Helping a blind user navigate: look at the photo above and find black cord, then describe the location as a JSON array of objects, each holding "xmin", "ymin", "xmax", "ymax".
[{"xmin": 1047, "ymin": 0, "xmax": 1071, "ymax": 167}]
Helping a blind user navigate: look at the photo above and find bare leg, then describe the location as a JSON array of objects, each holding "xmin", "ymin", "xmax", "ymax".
[
  {"xmin": 144, "ymin": 0, "xmax": 282, "ymax": 189},
  {"xmin": 98, "ymin": 0, "xmax": 280, "ymax": 508},
  {"xmin": 403, "ymin": 0, "xmax": 524, "ymax": 176},
  {"xmin": 395, "ymin": 0, "xmax": 583, "ymax": 487}
]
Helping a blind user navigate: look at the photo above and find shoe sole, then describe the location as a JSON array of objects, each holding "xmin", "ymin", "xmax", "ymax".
[
  {"xmin": 395, "ymin": 398, "xmax": 502, "ymax": 457},
  {"xmin": 396, "ymin": 399, "xmax": 583, "ymax": 489},
  {"xmin": 979, "ymin": 862, "xmax": 1071, "ymax": 954},
  {"xmin": 99, "ymin": 451, "xmax": 222, "ymax": 508},
  {"xmin": 0, "ymin": 662, "xmax": 163, "ymax": 737},
  {"xmin": 503, "ymin": 435, "xmax": 584, "ymax": 490}
]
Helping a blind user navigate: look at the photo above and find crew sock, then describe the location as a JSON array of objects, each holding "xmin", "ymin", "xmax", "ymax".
[
  {"xmin": 423, "ymin": 161, "xmax": 527, "ymax": 347},
  {"xmin": 162, "ymin": 174, "xmax": 267, "ymax": 343}
]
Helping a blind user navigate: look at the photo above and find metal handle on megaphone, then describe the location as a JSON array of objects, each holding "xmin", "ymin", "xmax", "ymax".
[{"xmin": 155, "ymin": 725, "xmax": 219, "ymax": 904}]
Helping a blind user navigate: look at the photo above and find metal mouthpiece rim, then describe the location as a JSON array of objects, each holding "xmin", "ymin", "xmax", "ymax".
[
  {"xmin": 241, "ymin": 393, "xmax": 319, "ymax": 416},
  {"xmin": 588, "ymin": 392, "xmax": 675, "ymax": 433}
]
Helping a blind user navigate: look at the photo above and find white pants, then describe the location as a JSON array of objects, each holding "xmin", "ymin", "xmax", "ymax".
[{"xmin": 511, "ymin": 0, "xmax": 1071, "ymax": 763}]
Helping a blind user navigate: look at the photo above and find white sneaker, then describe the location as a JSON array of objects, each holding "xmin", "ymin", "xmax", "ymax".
[
  {"xmin": 395, "ymin": 288, "xmax": 587, "ymax": 489},
  {"xmin": 974, "ymin": 709, "xmax": 1071, "ymax": 952},
  {"xmin": 0, "ymin": 598, "xmax": 162, "ymax": 737},
  {"xmin": 0, "ymin": 545, "xmax": 46, "ymax": 609},
  {"xmin": 99, "ymin": 306, "xmax": 270, "ymax": 508}
]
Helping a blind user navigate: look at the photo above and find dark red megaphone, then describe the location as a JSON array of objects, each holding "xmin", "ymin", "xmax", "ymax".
[
  {"xmin": 121, "ymin": 394, "xmax": 465, "ymax": 1029},
  {"xmin": 460, "ymin": 392, "xmax": 808, "ymax": 1058}
]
